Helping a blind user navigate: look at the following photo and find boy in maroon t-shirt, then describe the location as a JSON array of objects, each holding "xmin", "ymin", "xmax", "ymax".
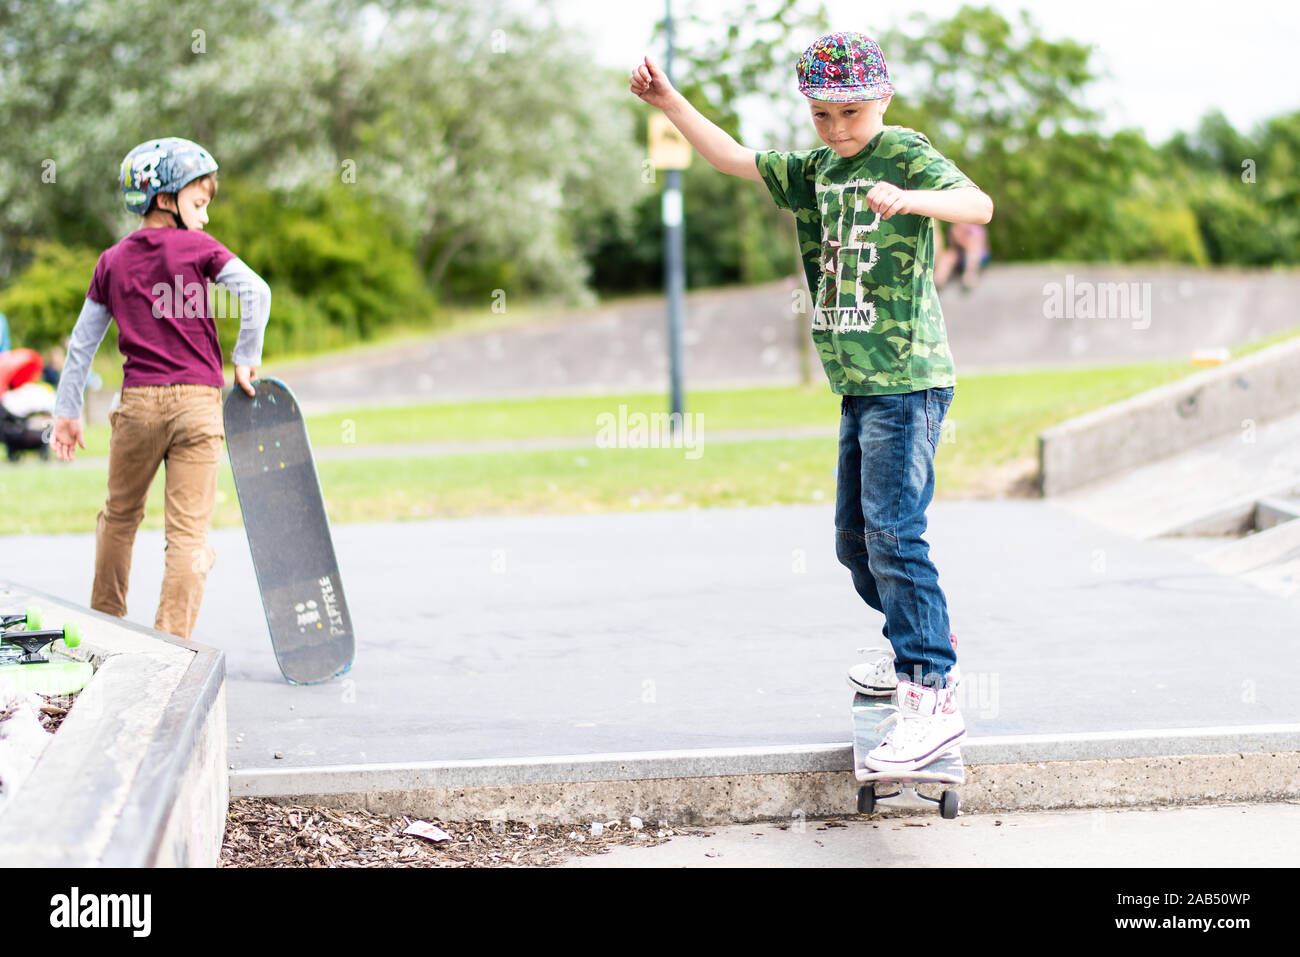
[{"xmin": 52, "ymin": 137, "xmax": 271, "ymax": 639}]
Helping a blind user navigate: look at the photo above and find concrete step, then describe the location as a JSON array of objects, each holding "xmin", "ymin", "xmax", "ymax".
[
  {"xmin": 1052, "ymin": 408, "xmax": 1300, "ymax": 538},
  {"xmin": 1198, "ymin": 519, "xmax": 1300, "ymax": 598},
  {"xmin": 1255, "ymin": 496, "xmax": 1300, "ymax": 531}
]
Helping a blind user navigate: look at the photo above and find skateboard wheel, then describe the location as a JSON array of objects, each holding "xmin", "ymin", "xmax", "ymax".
[
  {"xmin": 857, "ymin": 786, "xmax": 875, "ymax": 815},
  {"xmin": 940, "ymin": 790, "xmax": 959, "ymax": 819},
  {"xmin": 61, "ymin": 621, "xmax": 82, "ymax": 648},
  {"xmin": 26, "ymin": 606, "xmax": 41, "ymax": 631}
]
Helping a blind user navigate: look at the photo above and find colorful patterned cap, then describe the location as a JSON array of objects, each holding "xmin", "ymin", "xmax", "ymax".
[{"xmin": 796, "ymin": 32, "xmax": 894, "ymax": 102}]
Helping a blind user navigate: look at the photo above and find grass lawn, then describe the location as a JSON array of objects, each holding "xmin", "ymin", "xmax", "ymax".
[{"xmin": 0, "ymin": 354, "xmax": 1228, "ymax": 535}]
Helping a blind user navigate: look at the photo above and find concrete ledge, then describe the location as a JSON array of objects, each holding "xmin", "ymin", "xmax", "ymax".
[
  {"xmin": 1155, "ymin": 488, "xmax": 1300, "ymax": 539},
  {"xmin": 1200, "ymin": 519, "xmax": 1300, "ymax": 576},
  {"xmin": 1255, "ymin": 496, "xmax": 1300, "ymax": 531},
  {"xmin": 1038, "ymin": 337, "xmax": 1300, "ymax": 496},
  {"xmin": 965, "ymin": 752, "xmax": 1300, "ymax": 813},
  {"xmin": 231, "ymin": 725, "xmax": 1300, "ymax": 826},
  {"xmin": 1161, "ymin": 499, "xmax": 1265, "ymax": 537},
  {"xmin": 0, "ymin": 583, "xmax": 226, "ymax": 866}
]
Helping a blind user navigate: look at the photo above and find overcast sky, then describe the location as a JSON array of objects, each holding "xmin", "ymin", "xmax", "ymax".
[{"xmin": 553, "ymin": 0, "xmax": 1300, "ymax": 144}]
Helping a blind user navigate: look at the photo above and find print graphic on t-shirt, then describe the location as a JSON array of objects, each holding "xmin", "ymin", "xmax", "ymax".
[{"xmin": 814, "ymin": 178, "xmax": 881, "ymax": 334}]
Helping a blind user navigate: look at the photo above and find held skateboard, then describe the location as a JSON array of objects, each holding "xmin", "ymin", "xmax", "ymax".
[
  {"xmin": 0, "ymin": 610, "xmax": 92, "ymax": 696},
  {"xmin": 224, "ymin": 378, "xmax": 354, "ymax": 685},
  {"xmin": 851, "ymin": 693, "xmax": 964, "ymax": 819}
]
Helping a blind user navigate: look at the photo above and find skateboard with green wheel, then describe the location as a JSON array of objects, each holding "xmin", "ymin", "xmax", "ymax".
[
  {"xmin": 0, "ymin": 617, "xmax": 93, "ymax": 696},
  {"xmin": 0, "ymin": 607, "xmax": 41, "ymax": 632}
]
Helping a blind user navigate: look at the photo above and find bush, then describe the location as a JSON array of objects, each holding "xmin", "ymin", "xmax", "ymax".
[
  {"xmin": 0, "ymin": 242, "xmax": 102, "ymax": 351},
  {"xmin": 0, "ymin": 180, "xmax": 439, "ymax": 363},
  {"xmin": 1190, "ymin": 177, "xmax": 1293, "ymax": 266},
  {"xmin": 206, "ymin": 179, "xmax": 438, "ymax": 357},
  {"xmin": 1113, "ymin": 177, "xmax": 1209, "ymax": 265}
]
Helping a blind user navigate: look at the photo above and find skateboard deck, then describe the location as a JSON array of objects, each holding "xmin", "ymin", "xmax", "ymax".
[
  {"xmin": 0, "ymin": 660, "xmax": 94, "ymax": 696},
  {"xmin": 224, "ymin": 379, "xmax": 354, "ymax": 684},
  {"xmin": 851, "ymin": 692, "xmax": 964, "ymax": 818}
]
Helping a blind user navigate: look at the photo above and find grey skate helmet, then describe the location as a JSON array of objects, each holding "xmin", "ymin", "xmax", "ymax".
[{"xmin": 119, "ymin": 137, "xmax": 218, "ymax": 219}]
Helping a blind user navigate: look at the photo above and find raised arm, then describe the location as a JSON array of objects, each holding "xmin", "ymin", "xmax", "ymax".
[{"xmin": 630, "ymin": 55, "xmax": 763, "ymax": 183}]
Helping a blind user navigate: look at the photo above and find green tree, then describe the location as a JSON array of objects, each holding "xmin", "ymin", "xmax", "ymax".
[
  {"xmin": 1164, "ymin": 109, "xmax": 1300, "ymax": 265},
  {"xmin": 183, "ymin": 0, "xmax": 644, "ymax": 304},
  {"xmin": 0, "ymin": 0, "xmax": 274, "ymax": 277},
  {"xmin": 667, "ymin": 0, "xmax": 834, "ymax": 285},
  {"xmin": 880, "ymin": 6, "xmax": 1101, "ymax": 261},
  {"xmin": 206, "ymin": 180, "xmax": 436, "ymax": 356},
  {"xmin": 654, "ymin": 0, "xmax": 832, "ymax": 380},
  {"xmin": 1163, "ymin": 110, "xmax": 1255, "ymax": 177},
  {"xmin": 0, "ymin": 0, "xmax": 645, "ymax": 308},
  {"xmin": 877, "ymin": 5, "xmax": 1229, "ymax": 265}
]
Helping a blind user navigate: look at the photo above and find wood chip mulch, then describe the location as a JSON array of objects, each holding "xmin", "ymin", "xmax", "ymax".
[
  {"xmin": 35, "ymin": 694, "xmax": 75, "ymax": 732},
  {"xmin": 220, "ymin": 798, "xmax": 710, "ymax": 868},
  {"xmin": 0, "ymin": 692, "xmax": 77, "ymax": 734}
]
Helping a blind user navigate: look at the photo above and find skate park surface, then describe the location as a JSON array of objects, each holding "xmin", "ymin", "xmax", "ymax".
[
  {"xmin": 8, "ymin": 267, "xmax": 1300, "ymax": 857},
  {"xmin": 9, "ymin": 494, "xmax": 1299, "ymax": 768}
]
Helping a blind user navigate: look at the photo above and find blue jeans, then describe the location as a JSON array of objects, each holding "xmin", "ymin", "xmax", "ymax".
[{"xmin": 835, "ymin": 387, "xmax": 955, "ymax": 688}]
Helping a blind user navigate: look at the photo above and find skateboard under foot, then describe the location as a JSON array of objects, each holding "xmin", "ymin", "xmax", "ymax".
[{"xmin": 851, "ymin": 692, "xmax": 964, "ymax": 819}]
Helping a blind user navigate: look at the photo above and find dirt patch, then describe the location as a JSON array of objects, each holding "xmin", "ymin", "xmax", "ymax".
[
  {"xmin": 220, "ymin": 798, "xmax": 711, "ymax": 868},
  {"xmin": 947, "ymin": 457, "xmax": 1041, "ymax": 500}
]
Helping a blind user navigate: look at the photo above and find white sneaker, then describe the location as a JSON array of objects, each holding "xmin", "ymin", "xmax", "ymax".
[
  {"xmin": 846, "ymin": 647, "xmax": 897, "ymax": 696},
  {"xmin": 864, "ymin": 679, "xmax": 965, "ymax": 772},
  {"xmin": 847, "ymin": 633, "xmax": 961, "ymax": 697}
]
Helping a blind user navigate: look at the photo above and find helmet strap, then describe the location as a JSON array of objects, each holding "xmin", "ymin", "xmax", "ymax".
[{"xmin": 157, "ymin": 192, "xmax": 186, "ymax": 229}]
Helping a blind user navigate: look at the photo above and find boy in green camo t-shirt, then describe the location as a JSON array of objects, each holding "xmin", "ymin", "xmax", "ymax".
[
  {"xmin": 758, "ymin": 108, "xmax": 973, "ymax": 394},
  {"xmin": 631, "ymin": 31, "xmax": 993, "ymax": 771}
]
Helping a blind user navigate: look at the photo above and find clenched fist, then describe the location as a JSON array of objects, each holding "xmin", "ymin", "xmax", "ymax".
[
  {"xmin": 865, "ymin": 181, "xmax": 914, "ymax": 220},
  {"xmin": 630, "ymin": 55, "xmax": 676, "ymax": 109}
]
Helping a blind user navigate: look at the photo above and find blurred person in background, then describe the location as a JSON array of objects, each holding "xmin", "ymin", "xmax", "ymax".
[{"xmin": 934, "ymin": 221, "xmax": 990, "ymax": 292}]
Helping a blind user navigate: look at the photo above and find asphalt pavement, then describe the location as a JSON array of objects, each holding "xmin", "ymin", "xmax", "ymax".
[{"xmin": 7, "ymin": 499, "xmax": 1299, "ymax": 770}]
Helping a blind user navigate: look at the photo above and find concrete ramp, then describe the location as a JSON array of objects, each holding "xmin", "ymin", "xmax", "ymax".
[
  {"xmin": 1052, "ymin": 409, "xmax": 1300, "ymax": 599},
  {"xmin": 1051, "ymin": 410, "xmax": 1300, "ymax": 539}
]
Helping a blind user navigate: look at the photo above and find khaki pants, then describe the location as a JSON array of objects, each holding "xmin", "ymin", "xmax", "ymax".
[{"xmin": 91, "ymin": 385, "xmax": 224, "ymax": 639}]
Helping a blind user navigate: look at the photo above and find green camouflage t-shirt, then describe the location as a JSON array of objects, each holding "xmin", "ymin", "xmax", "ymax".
[{"xmin": 756, "ymin": 126, "xmax": 975, "ymax": 394}]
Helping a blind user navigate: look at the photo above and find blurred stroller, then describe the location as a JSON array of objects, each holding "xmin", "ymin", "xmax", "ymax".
[{"xmin": 0, "ymin": 348, "xmax": 55, "ymax": 462}]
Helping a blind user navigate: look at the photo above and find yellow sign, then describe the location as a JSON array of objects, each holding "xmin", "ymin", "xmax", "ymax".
[{"xmin": 649, "ymin": 114, "xmax": 693, "ymax": 170}]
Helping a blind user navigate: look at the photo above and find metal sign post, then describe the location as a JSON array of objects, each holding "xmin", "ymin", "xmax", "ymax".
[{"xmin": 658, "ymin": 0, "xmax": 687, "ymax": 432}]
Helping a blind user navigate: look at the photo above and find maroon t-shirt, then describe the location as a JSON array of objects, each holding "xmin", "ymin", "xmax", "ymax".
[{"xmin": 87, "ymin": 228, "xmax": 235, "ymax": 388}]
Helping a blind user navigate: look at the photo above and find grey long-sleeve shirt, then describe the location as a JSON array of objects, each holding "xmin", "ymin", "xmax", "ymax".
[{"xmin": 53, "ymin": 257, "xmax": 270, "ymax": 420}]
